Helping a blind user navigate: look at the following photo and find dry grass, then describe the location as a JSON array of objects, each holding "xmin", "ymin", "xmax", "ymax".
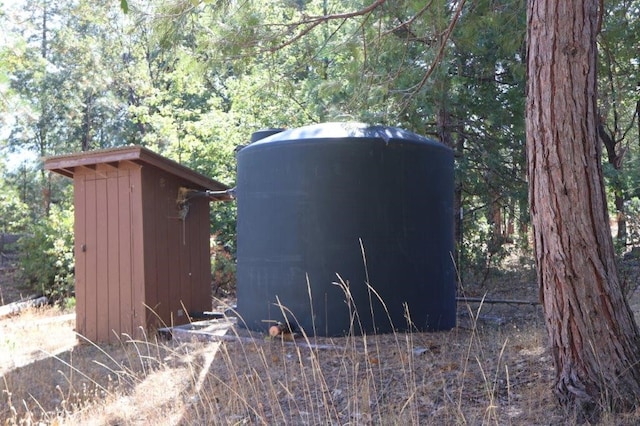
[
  {"xmin": 1, "ymin": 308, "xmax": 76, "ymax": 376},
  {"xmin": 3, "ymin": 264, "xmax": 640, "ymax": 424},
  {"xmin": 0, "ymin": 301, "xmax": 559, "ymax": 425}
]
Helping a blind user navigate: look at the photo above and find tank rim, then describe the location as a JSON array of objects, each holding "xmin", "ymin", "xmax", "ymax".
[{"xmin": 244, "ymin": 122, "xmax": 451, "ymax": 151}]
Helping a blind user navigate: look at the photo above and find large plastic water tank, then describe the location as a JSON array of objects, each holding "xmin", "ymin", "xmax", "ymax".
[{"xmin": 236, "ymin": 122, "xmax": 455, "ymax": 336}]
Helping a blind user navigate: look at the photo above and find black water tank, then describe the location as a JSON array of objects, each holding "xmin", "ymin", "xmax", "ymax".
[{"xmin": 236, "ymin": 122, "xmax": 455, "ymax": 336}]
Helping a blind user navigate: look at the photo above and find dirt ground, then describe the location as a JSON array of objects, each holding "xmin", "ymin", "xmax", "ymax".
[
  {"xmin": 0, "ymin": 267, "xmax": 33, "ymax": 306},
  {"xmin": 3, "ymin": 257, "xmax": 640, "ymax": 424}
]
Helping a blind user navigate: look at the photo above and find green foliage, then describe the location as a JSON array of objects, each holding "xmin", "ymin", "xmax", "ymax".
[
  {"xmin": 0, "ymin": 185, "xmax": 30, "ymax": 233},
  {"xmin": 1, "ymin": 0, "xmax": 638, "ymax": 284},
  {"xmin": 120, "ymin": 0, "xmax": 531, "ymax": 274},
  {"xmin": 5, "ymin": 0, "xmax": 138, "ymax": 157},
  {"xmin": 597, "ymin": 2, "xmax": 640, "ymax": 247},
  {"xmin": 211, "ymin": 233, "xmax": 236, "ymax": 296},
  {"xmin": 18, "ymin": 205, "xmax": 75, "ymax": 303},
  {"xmin": 626, "ymin": 198, "xmax": 640, "ymax": 248}
]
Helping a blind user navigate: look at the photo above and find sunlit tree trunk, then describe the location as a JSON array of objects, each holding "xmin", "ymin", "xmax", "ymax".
[
  {"xmin": 526, "ymin": 0, "xmax": 640, "ymax": 417},
  {"xmin": 40, "ymin": 0, "xmax": 51, "ymax": 214}
]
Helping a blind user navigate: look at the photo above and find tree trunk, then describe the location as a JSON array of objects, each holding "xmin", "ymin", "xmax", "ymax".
[
  {"xmin": 436, "ymin": 107, "xmax": 463, "ymax": 265},
  {"xmin": 615, "ymin": 191, "xmax": 627, "ymax": 244},
  {"xmin": 487, "ymin": 194, "xmax": 503, "ymax": 253},
  {"xmin": 526, "ymin": 0, "xmax": 640, "ymax": 417},
  {"xmin": 599, "ymin": 121, "xmax": 627, "ymax": 246}
]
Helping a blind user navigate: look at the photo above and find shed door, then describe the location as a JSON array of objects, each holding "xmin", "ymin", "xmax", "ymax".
[{"xmin": 74, "ymin": 163, "xmax": 139, "ymax": 343}]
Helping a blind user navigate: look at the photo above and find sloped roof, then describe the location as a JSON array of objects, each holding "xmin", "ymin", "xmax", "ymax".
[{"xmin": 44, "ymin": 146, "xmax": 230, "ymax": 195}]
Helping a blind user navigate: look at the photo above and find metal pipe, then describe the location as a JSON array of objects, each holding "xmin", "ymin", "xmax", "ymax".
[
  {"xmin": 179, "ymin": 187, "xmax": 236, "ymax": 202},
  {"xmin": 456, "ymin": 296, "xmax": 539, "ymax": 306},
  {"xmin": 206, "ymin": 188, "xmax": 236, "ymax": 200}
]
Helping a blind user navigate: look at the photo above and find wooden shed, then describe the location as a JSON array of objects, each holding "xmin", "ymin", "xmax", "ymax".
[{"xmin": 45, "ymin": 146, "xmax": 231, "ymax": 343}]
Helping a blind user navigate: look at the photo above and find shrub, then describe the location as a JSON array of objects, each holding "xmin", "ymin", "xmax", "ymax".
[
  {"xmin": 0, "ymin": 186, "xmax": 31, "ymax": 233},
  {"xmin": 211, "ymin": 233, "xmax": 236, "ymax": 297},
  {"xmin": 626, "ymin": 197, "xmax": 640, "ymax": 248},
  {"xmin": 18, "ymin": 205, "xmax": 75, "ymax": 303}
]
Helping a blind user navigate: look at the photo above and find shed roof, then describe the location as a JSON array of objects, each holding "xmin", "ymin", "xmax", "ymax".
[{"xmin": 44, "ymin": 146, "xmax": 230, "ymax": 194}]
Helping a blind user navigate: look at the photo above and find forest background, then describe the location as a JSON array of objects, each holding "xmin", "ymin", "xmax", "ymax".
[{"xmin": 0, "ymin": 0, "xmax": 638, "ymax": 300}]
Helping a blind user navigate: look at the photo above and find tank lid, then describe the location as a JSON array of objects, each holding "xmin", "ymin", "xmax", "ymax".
[
  {"xmin": 250, "ymin": 128, "xmax": 285, "ymax": 143},
  {"xmin": 248, "ymin": 122, "xmax": 449, "ymax": 149}
]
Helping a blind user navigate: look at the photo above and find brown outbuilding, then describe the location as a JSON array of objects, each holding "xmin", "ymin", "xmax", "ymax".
[{"xmin": 45, "ymin": 146, "xmax": 231, "ymax": 344}]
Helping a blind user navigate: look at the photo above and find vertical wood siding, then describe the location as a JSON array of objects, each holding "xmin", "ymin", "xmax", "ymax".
[
  {"xmin": 129, "ymin": 164, "xmax": 146, "ymax": 341},
  {"xmin": 73, "ymin": 172, "xmax": 87, "ymax": 339},
  {"xmin": 117, "ymin": 167, "xmax": 134, "ymax": 339},
  {"xmin": 141, "ymin": 165, "xmax": 211, "ymax": 331},
  {"xmin": 48, "ymin": 147, "xmax": 225, "ymax": 344},
  {"xmin": 74, "ymin": 164, "xmax": 144, "ymax": 343}
]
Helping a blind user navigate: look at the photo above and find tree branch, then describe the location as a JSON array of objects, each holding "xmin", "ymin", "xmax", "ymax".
[
  {"xmin": 269, "ymin": 0, "xmax": 387, "ymax": 52},
  {"xmin": 399, "ymin": 0, "xmax": 467, "ymax": 113},
  {"xmin": 383, "ymin": 0, "xmax": 435, "ymax": 43}
]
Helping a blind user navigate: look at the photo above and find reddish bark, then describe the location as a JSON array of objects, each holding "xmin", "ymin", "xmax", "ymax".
[{"xmin": 526, "ymin": 0, "xmax": 640, "ymax": 416}]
